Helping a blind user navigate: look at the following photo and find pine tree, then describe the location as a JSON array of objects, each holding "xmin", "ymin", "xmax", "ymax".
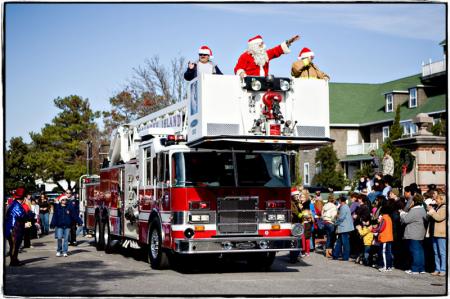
[
  {"xmin": 312, "ymin": 145, "xmax": 345, "ymax": 190},
  {"xmin": 26, "ymin": 95, "xmax": 100, "ymax": 191}
]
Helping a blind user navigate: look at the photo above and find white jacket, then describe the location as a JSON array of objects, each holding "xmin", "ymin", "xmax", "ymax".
[{"xmin": 322, "ymin": 202, "xmax": 338, "ymax": 223}]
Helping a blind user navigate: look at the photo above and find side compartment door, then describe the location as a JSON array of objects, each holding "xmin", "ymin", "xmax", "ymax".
[{"xmin": 123, "ymin": 163, "xmax": 139, "ymax": 239}]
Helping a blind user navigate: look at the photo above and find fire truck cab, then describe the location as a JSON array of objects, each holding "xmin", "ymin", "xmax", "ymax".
[{"xmin": 86, "ymin": 74, "xmax": 332, "ymax": 269}]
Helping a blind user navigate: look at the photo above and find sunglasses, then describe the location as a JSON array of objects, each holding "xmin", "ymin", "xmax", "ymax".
[{"xmin": 199, "ymin": 54, "xmax": 210, "ymax": 57}]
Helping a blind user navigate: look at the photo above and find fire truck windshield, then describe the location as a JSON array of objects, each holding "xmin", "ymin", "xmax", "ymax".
[{"xmin": 173, "ymin": 152, "xmax": 290, "ymax": 188}]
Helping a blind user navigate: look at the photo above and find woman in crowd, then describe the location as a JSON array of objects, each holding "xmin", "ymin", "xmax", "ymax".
[
  {"xmin": 400, "ymin": 194, "xmax": 427, "ymax": 275},
  {"xmin": 30, "ymin": 198, "xmax": 40, "ymax": 239},
  {"xmin": 39, "ymin": 194, "xmax": 50, "ymax": 235},
  {"xmin": 322, "ymin": 195, "xmax": 337, "ymax": 258},
  {"xmin": 427, "ymin": 191, "xmax": 446, "ymax": 276}
]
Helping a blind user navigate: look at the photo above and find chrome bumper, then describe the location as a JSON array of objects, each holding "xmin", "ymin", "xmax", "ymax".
[{"xmin": 174, "ymin": 236, "xmax": 300, "ymax": 254}]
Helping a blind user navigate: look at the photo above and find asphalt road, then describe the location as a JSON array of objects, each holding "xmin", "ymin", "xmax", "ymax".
[{"xmin": 3, "ymin": 233, "xmax": 447, "ymax": 296}]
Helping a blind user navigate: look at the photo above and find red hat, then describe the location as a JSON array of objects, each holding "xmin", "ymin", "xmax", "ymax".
[
  {"xmin": 298, "ymin": 47, "xmax": 314, "ymax": 59},
  {"xmin": 13, "ymin": 187, "xmax": 26, "ymax": 199},
  {"xmin": 248, "ymin": 35, "xmax": 263, "ymax": 45},
  {"xmin": 291, "ymin": 187, "xmax": 300, "ymax": 196},
  {"xmin": 198, "ymin": 45, "xmax": 213, "ymax": 58}
]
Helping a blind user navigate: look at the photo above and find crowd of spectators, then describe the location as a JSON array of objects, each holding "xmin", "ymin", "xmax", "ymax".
[{"xmin": 290, "ymin": 149, "xmax": 446, "ymax": 277}]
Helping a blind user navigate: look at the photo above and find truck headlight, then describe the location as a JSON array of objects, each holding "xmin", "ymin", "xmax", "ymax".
[
  {"xmin": 189, "ymin": 214, "xmax": 209, "ymax": 223},
  {"xmin": 267, "ymin": 214, "xmax": 276, "ymax": 221},
  {"xmin": 276, "ymin": 214, "xmax": 286, "ymax": 221},
  {"xmin": 279, "ymin": 79, "xmax": 290, "ymax": 91},
  {"xmin": 266, "ymin": 213, "xmax": 286, "ymax": 222},
  {"xmin": 251, "ymin": 79, "xmax": 262, "ymax": 91}
]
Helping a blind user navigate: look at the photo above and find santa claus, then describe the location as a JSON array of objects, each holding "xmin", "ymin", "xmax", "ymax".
[{"xmin": 234, "ymin": 34, "xmax": 300, "ymax": 78}]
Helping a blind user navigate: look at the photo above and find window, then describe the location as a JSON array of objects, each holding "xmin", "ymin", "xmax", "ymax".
[
  {"xmin": 172, "ymin": 152, "xmax": 290, "ymax": 188},
  {"xmin": 402, "ymin": 121, "xmax": 418, "ymax": 137},
  {"xmin": 303, "ymin": 163, "xmax": 310, "ymax": 186},
  {"xmin": 385, "ymin": 94, "xmax": 393, "ymax": 112},
  {"xmin": 382, "ymin": 126, "xmax": 390, "ymax": 142},
  {"xmin": 409, "ymin": 88, "xmax": 417, "ymax": 108},
  {"xmin": 315, "ymin": 162, "xmax": 322, "ymax": 175},
  {"xmin": 143, "ymin": 148, "xmax": 152, "ymax": 186}
]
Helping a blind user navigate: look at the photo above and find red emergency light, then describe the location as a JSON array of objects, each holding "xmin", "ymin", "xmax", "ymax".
[
  {"xmin": 189, "ymin": 201, "xmax": 210, "ymax": 210},
  {"xmin": 266, "ymin": 200, "xmax": 286, "ymax": 209}
]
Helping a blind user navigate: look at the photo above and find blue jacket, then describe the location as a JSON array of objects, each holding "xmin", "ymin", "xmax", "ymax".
[
  {"xmin": 51, "ymin": 204, "xmax": 82, "ymax": 228},
  {"xmin": 69, "ymin": 198, "xmax": 80, "ymax": 216},
  {"xmin": 335, "ymin": 204, "xmax": 354, "ymax": 234},
  {"xmin": 5, "ymin": 200, "xmax": 26, "ymax": 238}
]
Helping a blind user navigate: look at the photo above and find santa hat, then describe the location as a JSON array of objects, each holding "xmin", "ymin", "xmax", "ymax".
[
  {"xmin": 298, "ymin": 47, "xmax": 314, "ymax": 60},
  {"xmin": 291, "ymin": 187, "xmax": 300, "ymax": 196},
  {"xmin": 198, "ymin": 46, "xmax": 213, "ymax": 58},
  {"xmin": 248, "ymin": 35, "xmax": 263, "ymax": 46}
]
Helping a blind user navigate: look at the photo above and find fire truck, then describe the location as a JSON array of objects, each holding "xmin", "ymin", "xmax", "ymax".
[{"xmin": 85, "ymin": 74, "xmax": 332, "ymax": 269}]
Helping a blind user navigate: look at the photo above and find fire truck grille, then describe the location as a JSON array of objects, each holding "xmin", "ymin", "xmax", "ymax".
[{"xmin": 217, "ymin": 196, "xmax": 258, "ymax": 235}]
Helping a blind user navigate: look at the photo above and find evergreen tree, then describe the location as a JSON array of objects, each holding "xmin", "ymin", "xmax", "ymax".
[
  {"xmin": 26, "ymin": 95, "xmax": 100, "ymax": 191},
  {"xmin": 5, "ymin": 137, "xmax": 36, "ymax": 193},
  {"xmin": 382, "ymin": 105, "xmax": 406, "ymax": 187},
  {"xmin": 312, "ymin": 145, "xmax": 346, "ymax": 190}
]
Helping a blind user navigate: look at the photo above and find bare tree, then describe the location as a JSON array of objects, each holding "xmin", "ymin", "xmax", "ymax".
[{"xmin": 102, "ymin": 54, "xmax": 188, "ymax": 138}]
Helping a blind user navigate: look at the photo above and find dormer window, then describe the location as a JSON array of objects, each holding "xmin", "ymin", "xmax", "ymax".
[
  {"xmin": 409, "ymin": 88, "xmax": 417, "ymax": 108},
  {"xmin": 385, "ymin": 94, "xmax": 393, "ymax": 112}
]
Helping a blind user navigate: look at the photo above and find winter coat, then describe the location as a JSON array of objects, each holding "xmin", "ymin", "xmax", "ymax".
[
  {"xmin": 184, "ymin": 61, "xmax": 223, "ymax": 81},
  {"xmin": 400, "ymin": 205, "xmax": 427, "ymax": 240},
  {"xmin": 335, "ymin": 204, "xmax": 354, "ymax": 234},
  {"xmin": 50, "ymin": 204, "xmax": 82, "ymax": 229},
  {"xmin": 69, "ymin": 199, "xmax": 80, "ymax": 216},
  {"xmin": 5, "ymin": 200, "xmax": 26, "ymax": 238},
  {"xmin": 357, "ymin": 226, "xmax": 374, "ymax": 246},
  {"xmin": 322, "ymin": 202, "xmax": 338, "ymax": 223},
  {"xmin": 234, "ymin": 42, "xmax": 290, "ymax": 77},
  {"xmin": 377, "ymin": 214, "xmax": 394, "ymax": 243},
  {"xmin": 427, "ymin": 204, "xmax": 446, "ymax": 238},
  {"xmin": 291, "ymin": 61, "xmax": 329, "ymax": 80}
]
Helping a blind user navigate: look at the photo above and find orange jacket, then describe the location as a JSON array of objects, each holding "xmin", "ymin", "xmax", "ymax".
[{"xmin": 378, "ymin": 214, "xmax": 393, "ymax": 243}]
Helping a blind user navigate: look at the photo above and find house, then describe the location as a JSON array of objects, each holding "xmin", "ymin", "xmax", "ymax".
[{"xmin": 299, "ymin": 41, "xmax": 446, "ymax": 185}]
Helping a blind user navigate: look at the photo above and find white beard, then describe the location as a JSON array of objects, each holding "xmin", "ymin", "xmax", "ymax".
[{"xmin": 249, "ymin": 44, "xmax": 269, "ymax": 67}]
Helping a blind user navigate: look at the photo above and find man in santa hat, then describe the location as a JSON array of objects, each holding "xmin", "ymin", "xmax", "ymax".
[
  {"xmin": 291, "ymin": 47, "xmax": 330, "ymax": 80},
  {"xmin": 5, "ymin": 187, "xmax": 31, "ymax": 266},
  {"xmin": 184, "ymin": 45, "xmax": 223, "ymax": 81},
  {"xmin": 234, "ymin": 34, "xmax": 300, "ymax": 78}
]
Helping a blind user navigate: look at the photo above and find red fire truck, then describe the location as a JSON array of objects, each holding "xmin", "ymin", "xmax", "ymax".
[{"xmin": 85, "ymin": 74, "xmax": 332, "ymax": 269}]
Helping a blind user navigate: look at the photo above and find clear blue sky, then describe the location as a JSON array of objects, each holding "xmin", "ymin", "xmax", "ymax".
[{"xmin": 5, "ymin": 3, "xmax": 446, "ymax": 144}]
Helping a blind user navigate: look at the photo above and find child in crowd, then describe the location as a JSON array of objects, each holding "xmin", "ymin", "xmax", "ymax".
[
  {"xmin": 373, "ymin": 206, "xmax": 394, "ymax": 272},
  {"xmin": 356, "ymin": 220, "xmax": 374, "ymax": 266},
  {"xmin": 301, "ymin": 210, "xmax": 314, "ymax": 257}
]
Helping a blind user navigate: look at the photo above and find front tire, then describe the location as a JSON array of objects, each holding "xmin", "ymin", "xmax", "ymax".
[{"xmin": 148, "ymin": 219, "xmax": 169, "ymax": 269}]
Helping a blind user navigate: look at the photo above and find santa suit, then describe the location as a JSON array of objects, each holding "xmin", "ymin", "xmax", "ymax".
[{"xmin": 234, "ymin": 41, "xmax": 290, "ymax": 77}]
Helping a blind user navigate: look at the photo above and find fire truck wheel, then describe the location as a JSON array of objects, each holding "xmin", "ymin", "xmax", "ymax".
[
  {"xmin": 94, "ymin": 219, "xmax": 105, "ymax": 251},
  {"xmin": 148, "ymin": 219, "xmax": 169, "ymax": 269},
  {"xmin": 246, "ymin": 252, "xmax": 276, "ymax": 270},
  {"xmin": 104, "ymin": 222, "xmax": 113, "ymax": 254}
]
